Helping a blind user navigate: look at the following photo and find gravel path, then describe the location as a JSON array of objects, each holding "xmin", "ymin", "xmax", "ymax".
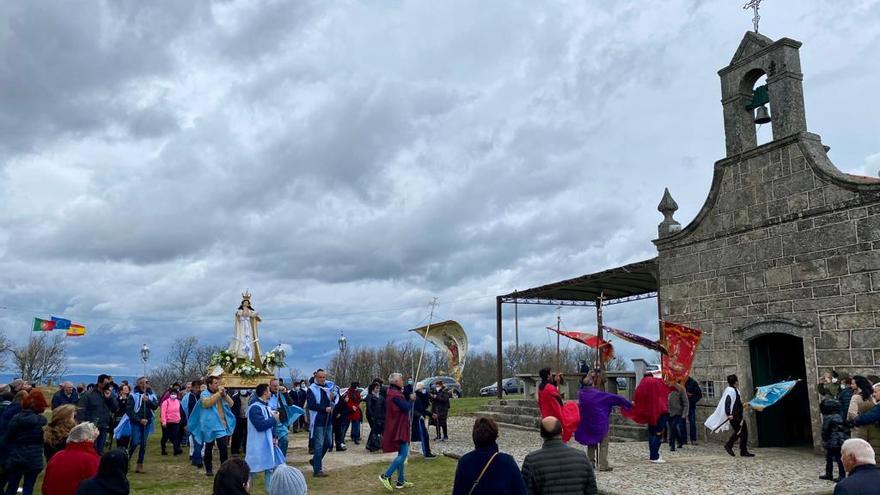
[
  {"xmin": 285, "ymin": 417, "xmax": 834, "ymax": 495},
  {"xmin": 437, "ymin": 417, "xmax": 834, "ymax": 495}
]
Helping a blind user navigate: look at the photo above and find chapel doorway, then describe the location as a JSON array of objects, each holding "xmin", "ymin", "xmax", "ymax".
[{"xmin": 748, "ymin": 333, "xmax": 813, "ymax": 447}]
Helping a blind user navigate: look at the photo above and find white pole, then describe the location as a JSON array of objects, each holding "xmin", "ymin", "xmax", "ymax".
[{"xmin": 414, "ymin": 298, "xmax": 439, "ymax": 384}]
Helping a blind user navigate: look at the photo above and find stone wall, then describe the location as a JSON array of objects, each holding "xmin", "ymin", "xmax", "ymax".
[{"xmin": 654, "ymin": 132, "xmax": 880, "ymax": 450}]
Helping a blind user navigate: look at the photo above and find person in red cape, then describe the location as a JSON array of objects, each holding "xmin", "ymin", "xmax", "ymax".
[
  {"xmin": 622, "ymin": 375, "xmax": 671, "ymax": 463},
  {"xmin": 41, "ymin": 422, "xmax": 101, "ymax": 495},
  {"xmin": 537, "ymin": 369, "xmax": 579, "ymax": 442},
  {"xmin": 538, "ymin": 368, "xmax": 563, "ymax": 421}
]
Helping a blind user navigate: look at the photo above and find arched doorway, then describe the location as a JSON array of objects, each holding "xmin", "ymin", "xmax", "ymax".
[{"xmin": 749, "ymin": 333, "xmax": 813, "ymax": 447}]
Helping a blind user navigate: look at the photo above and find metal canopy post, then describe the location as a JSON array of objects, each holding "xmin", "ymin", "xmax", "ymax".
[
  {"xmin": 514, "ymin": 292, "xmax": 519, "ymax": 349},
  {"xmin": 495, "ymin": 296, "xmax": 504, "ymax": 400},
  {"xmin": 596, "ymin": 292, "xmax": 606, "ymax": 392}
]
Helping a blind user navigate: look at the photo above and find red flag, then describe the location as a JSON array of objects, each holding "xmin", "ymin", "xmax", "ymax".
[
  {"xmin": 546, "ymin": 327, "xmax": 614, "ymax": 363},
  {"xmin": 661, "ymin": 321, "xmax": 702, "ymax": 383}
]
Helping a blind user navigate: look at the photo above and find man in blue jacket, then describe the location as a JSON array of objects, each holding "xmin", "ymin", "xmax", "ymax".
[
  {"xmin": 684, "ymin": 377, "xmax": 703, "ymax": 445},
  {"xmin": 51, "ymin": 382, "xmax": 79, "ymax": 410},
  {"xmin": 307, "ymin": 370, "xmax": 335, "ymax": 477},
  {"xmin": 834, "ymin": 438, "xmax": 880, "ymax": 495}
]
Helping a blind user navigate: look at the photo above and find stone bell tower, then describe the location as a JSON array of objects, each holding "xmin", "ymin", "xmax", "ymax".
[
  {"xmin": 720, "ymin": 31, "xmax": 807, "ymax": 156},
  {"xmin": 653, "ymin": 31, "xmax": 880, "ymax": 452}
]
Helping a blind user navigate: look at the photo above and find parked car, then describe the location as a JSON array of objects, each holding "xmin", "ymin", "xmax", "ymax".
[
  {"xmin": 418, "ymin": 376, "xmax": 463, "ymax": 398},
  {"xmin": 479, "ymin": 378, "xmax": 524, "ymax": 397}
]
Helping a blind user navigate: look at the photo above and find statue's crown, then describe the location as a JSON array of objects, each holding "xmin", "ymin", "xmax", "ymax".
[{"xmin": 242, "ymin": 289, "xmax": 251, "ymax": 301}]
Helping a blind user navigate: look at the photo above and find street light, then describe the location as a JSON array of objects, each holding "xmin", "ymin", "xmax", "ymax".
[
  {"xmin": 140, "ymin": 343, "xmax": 150, "ymax": 378},
  {"xmin": 336, "ymin": 332, "xmax": 347, "ymax": 384},
  {"xmin": 337, "ymin": 332, "xmax": 347, "ymax": 353},
  {"xmin": 273, "ymin": 343, "xmax": 286, "ymax": 379}
]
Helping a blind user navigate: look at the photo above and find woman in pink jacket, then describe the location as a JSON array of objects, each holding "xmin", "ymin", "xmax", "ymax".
[{"xmin": 160, "ymin": 391, "xmax": 183, "ymax": 456}]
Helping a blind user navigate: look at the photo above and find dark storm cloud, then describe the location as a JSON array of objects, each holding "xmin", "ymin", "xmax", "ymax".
[{"xmin": 1, "ymin": 1, "xmax": 879, "ymax": 375}]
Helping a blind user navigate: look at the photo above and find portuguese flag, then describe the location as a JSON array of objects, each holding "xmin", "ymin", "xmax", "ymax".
[{"xmin": 33, "ymin": 318, "xmax": 56, "ymax": 332}]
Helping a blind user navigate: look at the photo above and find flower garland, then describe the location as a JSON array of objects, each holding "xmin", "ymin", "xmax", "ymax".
[{"xmin": 209, "ymin": 349, "xmax": 275, "ymax": 378}]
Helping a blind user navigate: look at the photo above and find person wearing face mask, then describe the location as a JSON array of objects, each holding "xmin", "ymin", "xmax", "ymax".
[
  {"xmin": 430, "ymin": 380, "xmax": 451, "ymax": 442},
  {"xmin": 290, "ymin": 381, "xmax": 309, "ymax": 434},
  {"xmin": 160, "ymin": 389, "xmax": 183, "ymax": 457},
  {"xmin": 366, "ymin": 381, "xmax": 386, "ymax": 452},
  {"xmin": 126, "ymin": 377, "xmax": 159, "ymax": 473},
  {"xmin": 411, "ymin": 383, "xmax": 437, "ymax": 459},
  {"xmin": 77, "ymin": 374, "xmax": 119, "ymax": 456},
  {"xmin": 231, "ymin": 389, "xmax": 250, "ymax": 457}
]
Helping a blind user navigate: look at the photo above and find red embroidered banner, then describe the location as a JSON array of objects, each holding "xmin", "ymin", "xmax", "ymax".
[
  {"xmin": 661, "ymin": 321, "xmax": 702, "ymax": 383},
  {"xmin": 546, "ymin": 327, "xmax": 614, "ymax": 363}
]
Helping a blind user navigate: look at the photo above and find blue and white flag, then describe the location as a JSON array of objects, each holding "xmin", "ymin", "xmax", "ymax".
[{"xmin": 749, "ymin": 380, "xmax": 799, "ymax": 411}]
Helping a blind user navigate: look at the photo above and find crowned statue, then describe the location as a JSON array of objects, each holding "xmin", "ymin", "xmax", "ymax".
[
  {"xmin": 207, "ymin": 290, "xmax": 279, "ymax": 385},
  {"xmin": 229, "ymin": 290, "xmax": 264, "ymax": 368}
]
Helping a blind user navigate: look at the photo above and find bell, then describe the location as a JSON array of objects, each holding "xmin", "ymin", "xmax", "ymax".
[{"xmin": 754, "ymin": 104, "xmax": 771, "ymax": 124}]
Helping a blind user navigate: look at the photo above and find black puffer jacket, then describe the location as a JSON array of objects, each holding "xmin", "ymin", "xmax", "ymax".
[
  {"xmin": 366, "ymin": 393, "xmax": 386, "ymax": 428},
  {"xmin": 821, "ymin": 398, "xmax": 847, "ymax": 450},
  {"xmin": 521, "ymin": 438, "xmax": 598, "ymax": 495},
  {"xmin": 2, "ymin": 409, "xmax": 48, "ymax": 469}
]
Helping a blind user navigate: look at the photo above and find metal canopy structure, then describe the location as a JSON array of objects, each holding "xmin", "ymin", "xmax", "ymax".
[
  {"xmin": 494, "ymin": 257, "xmax": 660, "ymax": 399},
  {"xmin": 499, "ymin": 258, "xmax": 659, "ymax": 307}
]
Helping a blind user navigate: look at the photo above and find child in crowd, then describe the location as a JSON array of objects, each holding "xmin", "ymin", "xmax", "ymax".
[{"xmin": 820, "ymin": 398, "xmax": 847, "ymax": 482}]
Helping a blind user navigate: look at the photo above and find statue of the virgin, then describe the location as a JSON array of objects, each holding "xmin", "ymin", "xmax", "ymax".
[{"xmin": 228, "ymin": 290, "xmax": 263, "ymax": 368}]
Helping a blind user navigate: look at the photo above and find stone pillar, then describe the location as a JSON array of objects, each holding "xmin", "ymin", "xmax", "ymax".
[{"xmin": 632, "ymin": 358, "xmax": 648, "ymax": 388}]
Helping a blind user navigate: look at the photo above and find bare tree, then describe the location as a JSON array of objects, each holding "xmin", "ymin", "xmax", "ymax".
[
  {"xmin": 287, "ymin": 367, "xmax": 304, "ymax": 383},
  {"xmin": 193, "ymin": 343, "xmax": 224, "ymax": 379},
  {"xmin": 165, "ymin": 336, "xmax": 199, "ymax": 379},
  {"xmin": 0, "ymin": 330, "xmax": 12, "ymax": 371},
  {"xmin": 12, "ymin": 333, "xmax": 68, "ymax": 385}
]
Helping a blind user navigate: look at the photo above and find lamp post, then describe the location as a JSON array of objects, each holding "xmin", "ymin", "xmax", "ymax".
[
  {"xmin": 140, "ymin": 343, "xmax": 150, "ymax": 378},
  {"xmin": 273, "ymin": 343, "xmax": 286, "ymax": 379},
  {"xmin": 337, "ymin": 332, "xmax": 347, "ymax": 384}
]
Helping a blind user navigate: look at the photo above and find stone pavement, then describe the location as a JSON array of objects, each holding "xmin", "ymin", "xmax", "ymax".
[
  {"xmin": 284, "ymin": 417, "xmax": 835, "ymax": 495},
  {"xmin": 436, "ymin": 417, "xmax": 835, "ymax": 495}
]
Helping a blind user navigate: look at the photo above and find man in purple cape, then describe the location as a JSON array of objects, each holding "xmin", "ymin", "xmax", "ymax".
[{"xmin": 574, "ymin": 370, "xmax": 632, "ymax": 472}]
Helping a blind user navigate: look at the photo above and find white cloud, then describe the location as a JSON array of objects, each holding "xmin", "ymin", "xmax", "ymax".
[{"xmin": 1, "ymin": 0, "xmax": 879, "ymax": 376}]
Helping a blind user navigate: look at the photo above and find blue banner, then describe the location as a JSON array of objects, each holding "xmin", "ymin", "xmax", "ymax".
[
  {"xmin": 50, "ymin": 316, "xmax": 72, "ymax": 330},
  {"xmin": 749, "ymin": 380, "xmax": 798, "ymax": 411}
]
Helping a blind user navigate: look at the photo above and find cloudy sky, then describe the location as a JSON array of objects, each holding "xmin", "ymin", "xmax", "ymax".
[{"xmin": 1, "ymin": 0, "xmax": 878, "ymax": 379}]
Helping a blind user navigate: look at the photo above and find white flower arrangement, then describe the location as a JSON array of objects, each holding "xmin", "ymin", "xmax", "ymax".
[
  {"xmin": 262, "ymin": 351, "xmax": 287, "ymax": 369},
  {"xmin": 209, "ymin": 350, "xmax": 272, "ymax": 378}
]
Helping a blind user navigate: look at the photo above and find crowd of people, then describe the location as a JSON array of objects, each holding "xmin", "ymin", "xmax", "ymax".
[
  {"xmin": 0, "ymin": 370, "xmax": 456, "ymax": 495},
  {"xmin": 2, "ymin": 365, "xmax": 880, "ymax": 495}
]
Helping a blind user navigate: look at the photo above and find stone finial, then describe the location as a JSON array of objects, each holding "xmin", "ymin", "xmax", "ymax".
[{"xmin": 657, "ymin": 188, "xmax": 682, "ymax": 238}]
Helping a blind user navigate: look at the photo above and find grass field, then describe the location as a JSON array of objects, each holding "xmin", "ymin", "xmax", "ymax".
[
  {"xmin": 29, "ymin": 387, "xmax": 463, "ymax": 494},
  {"xmin": 32, "ymin": 430, "xmax": 458, "ymax": 494}
]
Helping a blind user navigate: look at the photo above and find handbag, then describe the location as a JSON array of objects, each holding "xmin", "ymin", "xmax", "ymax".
[{"xmin": 468, "ymin": 452, "xmax": 499, "ymax": 495}]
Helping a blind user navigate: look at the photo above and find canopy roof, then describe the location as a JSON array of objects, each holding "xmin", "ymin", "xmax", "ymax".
[{"xmin": 499, "ymin": 258, "xmax": 658, "ymax": 307}]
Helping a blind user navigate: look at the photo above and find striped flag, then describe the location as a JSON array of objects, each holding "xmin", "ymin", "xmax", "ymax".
[
  {"xmin": 66, "ymin": 324, "xmax": 86, "ymax": 337},
  {"xmin": 33, "ymin": 318, "xmax": 56, "ymax": 332}
]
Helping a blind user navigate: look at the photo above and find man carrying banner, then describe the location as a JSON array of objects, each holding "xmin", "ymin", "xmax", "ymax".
[{"xmin": 705, "ymin": 375, "xmax": 754, "ymax": 458}]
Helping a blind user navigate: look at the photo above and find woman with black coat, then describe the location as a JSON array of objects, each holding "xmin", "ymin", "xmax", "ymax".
[
  {"xmin": 75, "ymin": 449, "xmax": 130, "ymax": 495},
  {"xmin": 2, "ymin": 390, "xmax": 49, "ymax": 495},
  {"xmin": 365, "ymin": 382, "xmax": 386, "ymax": 452}
]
